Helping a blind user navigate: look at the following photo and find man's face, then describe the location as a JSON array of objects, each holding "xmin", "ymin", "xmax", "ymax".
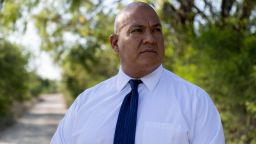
[{"xmin": 111, "ymin": 6, "xmax": 165, "ymax": 78}]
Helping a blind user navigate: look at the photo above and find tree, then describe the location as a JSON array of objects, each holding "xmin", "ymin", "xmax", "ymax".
[
  {"xmin": 159, "ymin": 0, "xmax": 256, "ymax": 143},
  {"xmin": 1, "ymin": 0, "xmax": 255, "ymax": 142},
  {"xmin": 30, "ymin": 0, "xmax": 121, "ymax": 100},
  {"xmin": 0, "ymin": 40, "xmax": 30, "ymax": 127},
  {"xmin": 31, "ymin": 0, "xmax": 256, "ymax": 142},
  {"xmin": 0, "ymin": 0, "xmax": 57, "ymax": 128}
]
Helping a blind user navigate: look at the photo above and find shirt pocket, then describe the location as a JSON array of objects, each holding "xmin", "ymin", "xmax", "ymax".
[{"xmin": 141, "ymin": 121, "xmax": 190, "ymax": 144}]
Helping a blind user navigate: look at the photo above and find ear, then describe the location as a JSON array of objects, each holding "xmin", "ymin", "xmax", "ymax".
[{"xmin": 109, "ymin": 34, "xmax": 119, "ymax": 54}]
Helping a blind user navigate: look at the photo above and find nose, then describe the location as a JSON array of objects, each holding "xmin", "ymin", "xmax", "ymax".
[{"xmin": 143, "ymin": 31, "xmax": 156, "ymax": 44}]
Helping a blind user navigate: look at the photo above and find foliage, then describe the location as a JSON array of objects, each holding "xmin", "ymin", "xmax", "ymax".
[
  {"xmin": 28, "ymin": 71, "xmax": 59, "ymax": 96},
  {"xmin": 0, "ymin": 40, "xmax": 30, "ymax": 126},
  {"xmin": 192, "ymin": 26, "xmax": 256, "ymax": 143},
  {"xmin": 1, "ymin": 0, "xmax": 256, "ymax": 143},
  {"xmin": 0, "ymin": 0, "xmax": 60, "ymax": 129},
  {"xmin": 31, "ymin": 0, "xmax": 256, "ymax": 142},
  {"xmin": 158, "ymin": 0, "xmax": 256, "ymax": 143},
  {"xmin": 61, "ymin": 43, "xmax": 118, "ymax": 101},
  {"xmin": 0, "ymin": 39, "xmax": 57, "ymax": 128},
  {"xmin": 31, "ymin": 0, "xmax": 120, "ymax": 101}
]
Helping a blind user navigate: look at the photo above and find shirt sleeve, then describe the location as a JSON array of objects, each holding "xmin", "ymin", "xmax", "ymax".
[
  {"xmin": 50, "ymin": 96, "xmax": 80, "ymax": 144},
  {"xmin": 191, "ymin": 90, "xmax": 225, "ymax": 144}
]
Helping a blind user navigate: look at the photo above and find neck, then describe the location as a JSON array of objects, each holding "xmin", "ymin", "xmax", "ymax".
[{"xmin": 121, "ymin": 64, "xmax": 160, "ymax": 78}]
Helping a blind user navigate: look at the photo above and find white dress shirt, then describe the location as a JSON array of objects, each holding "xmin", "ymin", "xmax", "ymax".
[{"xmin": 51, "ymin": 65, "xmax": 225, "ymax": 144}]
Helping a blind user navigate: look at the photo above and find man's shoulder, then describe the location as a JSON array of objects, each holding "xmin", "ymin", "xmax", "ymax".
[
  {"xmin": 162, "ymin": 68, "xmax": 203, "ymax": 92},
  {"xmin": 162, "ymin": 68, "xmax": 215, "ymax": 117},
  {"xmin": 89, "ymin": 76, "xmax": 116, "ymax": 90},
  {"xmin": 82, "ymin": 75, "xmax": 116, "ymax": 94},
  {"xmin": 161, "ymin": 68, "xmax": 211, "ymax": 105}
]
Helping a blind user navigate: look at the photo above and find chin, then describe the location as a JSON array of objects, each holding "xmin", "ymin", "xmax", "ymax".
[
  {"xmin": 141, "ymin": 60, "xmax": 161, "ymax": 67},
  {"xmin": 139, "ymin": 62, "xmax": 160, "ymax": 73}
]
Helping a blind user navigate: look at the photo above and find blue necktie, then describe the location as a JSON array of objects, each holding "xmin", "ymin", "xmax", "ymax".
[{"xmin": 114, "ymin": 79, "xmax": 142, "ymax": 144}]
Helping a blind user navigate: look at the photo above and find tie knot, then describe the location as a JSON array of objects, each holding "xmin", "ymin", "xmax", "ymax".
[{"xmin": 129, "ymin": 79, "xmax": 142, "ymax": 90}]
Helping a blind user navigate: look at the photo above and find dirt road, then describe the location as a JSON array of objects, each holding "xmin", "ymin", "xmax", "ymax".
[{"xmin": 0, "ymin": 93, "xmax": 67, "ymax": 144}]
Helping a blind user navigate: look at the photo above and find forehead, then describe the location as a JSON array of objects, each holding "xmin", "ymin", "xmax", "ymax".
[{"xmin": 117, "ymin": 6, "xmax": 160, "ymax": 31}]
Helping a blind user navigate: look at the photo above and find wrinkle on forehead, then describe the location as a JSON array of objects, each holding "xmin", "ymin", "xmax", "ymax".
[{"xmin": 114, "ymin": 2, "xmax": 159, "ymax": 34}]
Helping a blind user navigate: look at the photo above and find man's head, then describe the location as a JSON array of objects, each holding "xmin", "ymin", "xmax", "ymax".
[{"xmin": 110, "ymin": 2, "xmax": 165, "ymax": 78}]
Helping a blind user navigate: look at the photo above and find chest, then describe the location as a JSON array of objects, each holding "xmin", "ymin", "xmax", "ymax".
[{"xmin": 71, "ymin": 92, "xmax": 191, "ymax": 144}]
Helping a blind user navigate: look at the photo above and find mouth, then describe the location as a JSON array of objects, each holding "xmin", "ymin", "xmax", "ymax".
[{"xmin": 139, "ymin": 50, "xmax": 157, "ymax": 54}]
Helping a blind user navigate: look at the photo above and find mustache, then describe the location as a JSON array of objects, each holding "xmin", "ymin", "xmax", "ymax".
[{"xmin": 140, "ymin": 46, "xmax": 157, "ymax": 54}]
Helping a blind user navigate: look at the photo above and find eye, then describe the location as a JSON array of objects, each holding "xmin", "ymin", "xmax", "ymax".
[
  {"xmin": 131, "ymin": 28, "xmax": 143, "ymax": 33},
  {"xmin": 154, "ymin": 27, "xmax": 162, "ymax": 32}
]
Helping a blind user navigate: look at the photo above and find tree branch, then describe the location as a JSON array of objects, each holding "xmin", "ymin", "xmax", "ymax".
[
  {"xmin": 240, "ymin": 0, "xmax": 254, "ymax": 20},
  {"xmin": 193, "ymin": 4, "xmax": 211, "ymax": 23},
  {"xmin": 221, "ymin": 0, "xmax": 235, "ymax": 18},
  {"xmin": 203, "ymin": 0, "xmax": 216, "ymax": 20}
]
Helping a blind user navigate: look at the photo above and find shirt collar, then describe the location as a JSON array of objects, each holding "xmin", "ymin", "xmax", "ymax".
[{"xmin": 116, "ymin": 65, "xmax": 163, "ymax": 92}]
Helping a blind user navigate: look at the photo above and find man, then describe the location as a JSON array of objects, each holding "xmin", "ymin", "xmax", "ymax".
[{"xmin": 51, "ymin": 2, "xmax": 225, "ymax": 144}]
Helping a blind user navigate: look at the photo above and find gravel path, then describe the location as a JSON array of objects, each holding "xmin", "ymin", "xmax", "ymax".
[{"xmin": 0, "ymin": 93, "xmax": 67, "ymax": 144}]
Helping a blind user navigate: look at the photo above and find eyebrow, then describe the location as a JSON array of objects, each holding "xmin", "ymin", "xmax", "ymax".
[
  {"xmin": 152, "ymin": 23, "xmax": 162, "ymax": 28},
  {"xmin": 117, "ymin": 23, "xmax": 162, "ymax": 34},
  {"xmin": 129, "ymin": 23, "xmax": 162, "ymax": 29},
  {"xmin": 117, "ymin": 23, "xmax": 128, "ymax": 34}
]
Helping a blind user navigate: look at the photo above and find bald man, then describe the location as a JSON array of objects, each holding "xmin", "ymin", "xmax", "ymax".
[{"xmin": 51, "ymin": 2, "xmax": 225, "ymax": 144}]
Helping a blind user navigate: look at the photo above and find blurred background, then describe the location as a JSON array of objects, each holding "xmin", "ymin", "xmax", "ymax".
[{"xmin": 0, "ymin": 0, "xmax": 255, "ymax": 143}]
